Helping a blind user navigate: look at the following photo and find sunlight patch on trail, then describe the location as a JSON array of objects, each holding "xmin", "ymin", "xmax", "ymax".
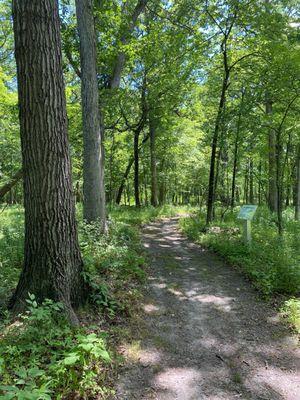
[
  {"xmin": 154, "ymin": 367, "xmax": 202, "ymax": 398},
  {"xmin": 192, "ymin": 294, "xmax": 234, "ymax": 312},
  {"xmin": 143, "ymin": 303, "xmax": 161, "ymax": 314},
  {"xmin": 250, "ymin": 366, "xmax": 300, "ymax": 400}
]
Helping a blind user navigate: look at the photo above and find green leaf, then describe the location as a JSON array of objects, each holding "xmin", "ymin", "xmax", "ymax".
[{"xmin": 62, "ymin": 353, "xmax": 80, "ymax": 366}]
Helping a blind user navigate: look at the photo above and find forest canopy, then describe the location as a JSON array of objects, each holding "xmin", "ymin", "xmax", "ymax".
[{"xmin": 0, "ymin": 0, "xmax": 299, "ymax": 398}]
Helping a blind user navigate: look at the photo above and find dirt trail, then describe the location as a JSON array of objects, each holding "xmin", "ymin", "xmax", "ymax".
[{"xmin": 116, "ymin": 218, "xmax": 300, "ymax": 400}]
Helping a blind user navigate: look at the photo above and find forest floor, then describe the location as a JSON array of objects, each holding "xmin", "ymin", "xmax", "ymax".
[{"xmin": 115, "ymin": 217, "xmax": 300, "ymax": 400}]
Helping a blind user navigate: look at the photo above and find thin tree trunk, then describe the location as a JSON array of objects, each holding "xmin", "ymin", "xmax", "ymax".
[
  {"xmin": 231, "ymin": 133, "xmax": 239, "ymax": 208},
  {"xmin": 244, "ymin": 165, "xmax": 249, "ymax": 204},
  {"xmin": 275, "ymin": 129, "xmax": 284, "ymax": 235},
  {"xmin": 284, "ymin": 138, "xmax": 292, "ymax": 208},
  {"xmin": 149, "ymin": 115, "xmax": 158, "ymax": 207},
  {"xmin": 116, "ymin": 131, "xmax": 149, "ymax": 205},
  {"xmin": 75, "ymin": 0, "xmax": 106, "ymax": 230},
  {"xmin": 158, "ymin": 159, "xmax": 165, "ymax": 205},
  {"xmin": 134, "ymin": 129, "xmax": 141, "ymax": 207},
  {"xmin": 213, "ymin": 147, "xmax": 222, "ymax": 219},
  {"xmin": 231, "ymin": 90, "xmax": 244, "ymax": 208},
  {"xmin": 108, "ymin": 132, "xmax": 115, "ymax": 204},
  {"xmin": 116, "ymin": 158, "xmax": 134, "ymax": 205},
  {"xmin": 108, "ymin": 0, "xmax": 148, "ymax": 89},
  {"xmin": 266, "ymin": 95, "xmax": 278, "ymax": 213},
  {"xmin": 206, "ymin": 65, "xmax": 229, "ymax": 224},
  {"xmin": 127, "ymin": 181, "xmax": 131, "ymax": 206},
  {"xmin": 0, "ymin": 169, "xmax": 23, "ymax": 200},
  {"xmin": 75, "ymin": 181, "xmax": 82, "ymax": 203},
  {"xmin": 11, "ymin": 0, "xmax": 85, "ymax": 323},
  {"xmin": 295, "ymin": 144, "xmax": 300, "ymax": 221},
  {"xmin": 258, "ymin": 160, "xmax": 262, "ymax": 205},
  {"xmin": 249, "ymin": 158, "xmax": 254, "ymax": 203},
  {"xmin": 205, "ymin": 9, "xmax": 239, "ymax": 224}
]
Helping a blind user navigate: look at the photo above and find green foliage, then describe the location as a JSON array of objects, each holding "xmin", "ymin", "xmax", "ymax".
[
  {"xmin": 0, "ymin": 0, "xmax": 300, "ymax": 393},
  {"xmin": 180, "ymin": 208, "xmax": 300, "ymax": 330},
  {"xmin": 109, "ymin": 205, "xmax": 194, "ymax": 226},
  {"xmin": 0, "ymin": 295, "xmax": 112, "ymax": 400},
  {"xmin": 280, "ymin": 298, "xmax": 300, "ymax": 334},
  {"xmin": 79, "ymin": 217, "xmax": 145, "ymax": 318},
  {"xmin": 0, "ymin": 205, "xmax": 187, "ymax": 398},
  {"xmin": 0, "ymin": 67, "xmax": 21, "ymax": 189},
  {"xmin": 180, "ymin": 208, "xmax": 300, "ymax": 296},
  {"xmin": 0, "ymin": 207, "xmax": 24, "ymax": 312},
  {"xmin": 80, "ymin": 205, "xmax": 192, "ymax": 317},
  {"xmin": 0, "ymin": 205, "xmax": 159, "ymax": 398}
]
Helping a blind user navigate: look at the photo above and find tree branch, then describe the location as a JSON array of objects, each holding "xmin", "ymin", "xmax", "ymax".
[
  {"xmin": 108, "ymin": 0, "xmax": 148, "ymax": 89},
  {"xmin": 64, "ymin": 46, "xmax": 81, "ymax": 78}
]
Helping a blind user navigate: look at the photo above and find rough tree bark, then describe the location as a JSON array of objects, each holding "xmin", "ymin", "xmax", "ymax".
[
  {"xmin": 11, "ymin": 0, "xmax": 85, "ymax": 323},
  {"xmin": 75, "ymin": 0, "xmax": 106, "ymax": 230},
  {"xmin": 149, "ymin": 115, "xmax": 158, "ymax": 207}
]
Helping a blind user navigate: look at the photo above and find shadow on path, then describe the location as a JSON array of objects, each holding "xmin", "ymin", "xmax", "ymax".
[{"xmin": 116, "ymin": 218, "xmax": 300, "ymax": 400}]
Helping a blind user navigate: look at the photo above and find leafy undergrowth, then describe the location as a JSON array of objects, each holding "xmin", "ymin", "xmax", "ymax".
[
  {"xmin": 0, "ymin": 206, "xmax": 24, "ymax": 309},
  {"xmin": 0, "ymin": 296, "xmax": 112, "ymax": 400},
  {"xmin": 179, "ymin": 206, "xmax": 300, "ymax": 333},
  {"xmin": 109, "ymin": 204, "xmax": 194, "ymax": 226},
  {"xmin": 280, "ymin": 298, "xmax": 300, "ymax": 333},
  {"xmin": 0, "ymin": 204, "xmax": 188, "ymax": 399}
]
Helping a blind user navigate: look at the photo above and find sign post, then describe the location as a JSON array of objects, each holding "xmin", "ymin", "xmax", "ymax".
[{"xmin": 237, "ymin": 205, "xmax": 258, "ymax": 244}]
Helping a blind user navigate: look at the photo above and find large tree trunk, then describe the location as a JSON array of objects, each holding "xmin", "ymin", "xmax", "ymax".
[
  {"xmin": 266, "ymin": 95, "xmax": 278, "ymax": 213},
  {"xmin": 11, "ymin": 0, "xmax": 85, "ymax": 323},
  {"xmin": 295, "ymin": 144, "xmax": 300, "ymax": 221},
  {"xmin": 76, "ymin": 0, "xmax": 106, "ymax": 230},
  {"xmin": 149, "ymin": 115, "xmax": 158, "ymax": 207}
]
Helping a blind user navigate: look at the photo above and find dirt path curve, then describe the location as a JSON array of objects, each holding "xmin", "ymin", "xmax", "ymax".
[{"xmin": 116, "ymin": 218, "xmax": 300, "ymax": 400}]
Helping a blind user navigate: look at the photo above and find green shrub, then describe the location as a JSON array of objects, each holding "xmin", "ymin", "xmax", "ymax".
[
  {"xmin": 180, "ymin": 210, "xmax": 300, "ymax": 296},
  {"xmin": 0, "ymin": 294, "xmax": 112, "ymax": 399},
  {"xmin": 180, "ymin": 209, "xmax": 300, "ymax": 331},
  {"xmin": 79, "ymin": 218, "xmax": 146, "ymax": 318},
  {"xmin": 0, "ymin": 204, "xmax": 194, "ymax": 398},
  {"xmin": 0, "ymin": 207, "xmax": 24, "ymax": 312},
  {"xmin": 280, "ymin": 298, "xmax": 300, "ymax": 334}
]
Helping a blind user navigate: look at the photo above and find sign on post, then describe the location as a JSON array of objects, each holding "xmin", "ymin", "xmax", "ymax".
[{"xmin": 237, "ymin": 205, "xmax": 258, "ymax": 244}]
